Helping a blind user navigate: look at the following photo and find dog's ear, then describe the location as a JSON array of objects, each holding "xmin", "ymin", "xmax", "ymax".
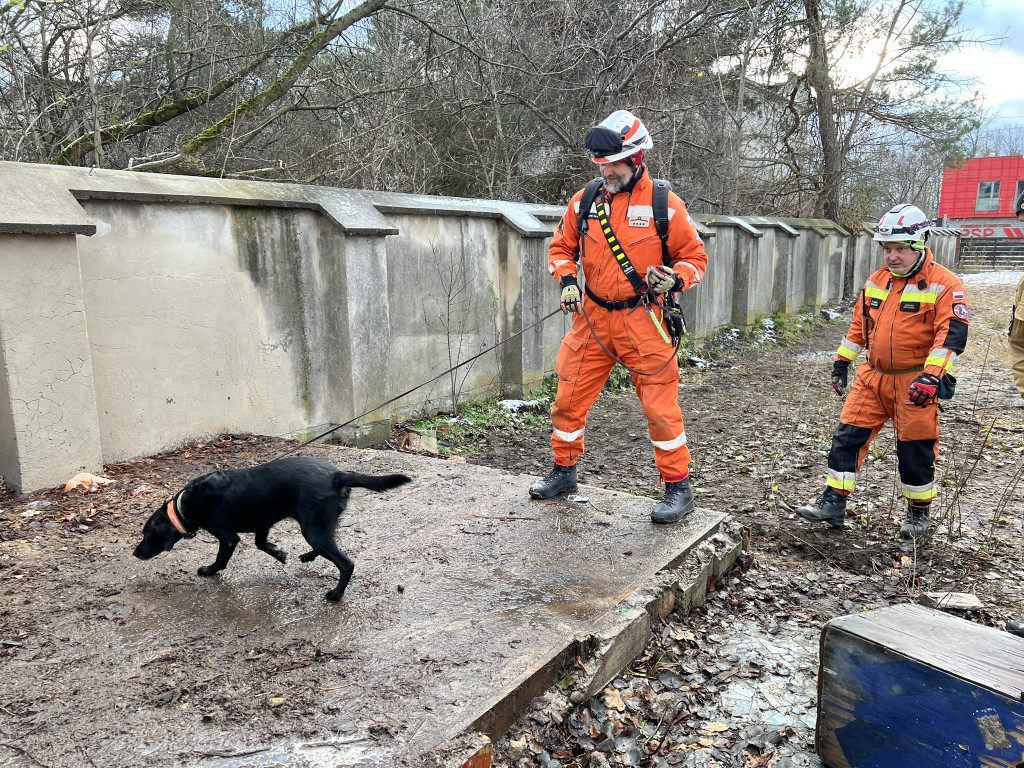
[{"xmin": 155, "ymin": 504, "xmax": 181, "ymax": 551}]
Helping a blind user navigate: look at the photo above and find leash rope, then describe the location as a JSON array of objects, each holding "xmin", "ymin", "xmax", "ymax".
[
  {"xmin": 579, "ymin": 298, "xmax": 681, "ymax": 378},
  {"xmin": 274, "ymin": 307, "xmax": 563, "ymax": 459}
]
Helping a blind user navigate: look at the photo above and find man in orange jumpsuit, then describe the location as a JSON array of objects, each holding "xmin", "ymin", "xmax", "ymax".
[
  {"xmin": 528, "ymin": 109, "xmax": 709, "ymax": 524},
  {"xmin": 796, "ymin": 203, "xmax": 969, "ymax": 540}
]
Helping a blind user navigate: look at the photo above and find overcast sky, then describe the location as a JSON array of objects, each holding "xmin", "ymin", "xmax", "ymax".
[{"xmin": 940, "ymin": 0, "xmax": 1024, "ymax": 129}]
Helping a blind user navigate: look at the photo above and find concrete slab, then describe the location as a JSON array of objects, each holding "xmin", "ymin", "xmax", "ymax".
[{"xmin": 7, "ymin": 445, "xmax": 738, "ymax": 768}]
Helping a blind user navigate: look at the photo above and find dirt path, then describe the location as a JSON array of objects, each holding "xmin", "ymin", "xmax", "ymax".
[
  {"xmin": 469, "ymin": 272, "xmax": 1024, "ymax": 766},
  {"xmin": 2, "ymin": 273, "xmax": 1022, "ymax": 768}
]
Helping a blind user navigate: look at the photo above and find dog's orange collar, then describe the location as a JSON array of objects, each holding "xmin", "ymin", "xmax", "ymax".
[{"xmin": 167, "ymin": 491, "xmax": 191, "ymax": 535}]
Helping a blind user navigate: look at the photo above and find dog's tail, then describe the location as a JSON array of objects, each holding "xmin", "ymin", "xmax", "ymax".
[{"xmin": 333, "ymin": 472, "xmax": 412, "ymax": 493}]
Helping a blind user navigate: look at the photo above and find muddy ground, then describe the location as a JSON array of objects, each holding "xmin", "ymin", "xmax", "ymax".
[{"xmin": 2, "ymin": 273, "xmax": 1022, "ymax": 768}]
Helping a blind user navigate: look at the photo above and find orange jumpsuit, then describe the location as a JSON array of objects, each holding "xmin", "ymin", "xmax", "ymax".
[
  {"xmin": 547, "ymin": 169, "xmax": 708, "ymax": 481},
  {"xmin": 827, "ymin": 251, "xmax": 969, "ymax": 504}
]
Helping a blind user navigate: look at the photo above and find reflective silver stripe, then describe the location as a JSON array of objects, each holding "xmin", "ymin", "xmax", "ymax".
[
  {"xmin": 627, "ymin": 204, "xmax": 654, "ymax": 218},
  {"xmin": 553, "ymin": 427, "xmax": 585, "ymax": 442},
  {"xmin": 901, "ymin": 481, "xmax": 935, "ymax": 493},
  {"xmin": 651, "ymin": 430, "xmax": 687, "ymax": 451},
  {"xmin": 840, "ymin": 338, "xmax": 864, "ymax": 355},
  {"xmin": 827, "ymin": 469, "xmax": 858, "ymax": 482},
  {"xmin": 550, "ymin": 259, "xmax": 573, "ymax": 274},
  {"xmin": 684, "ymin": 213, "xmax": 704, "ymax": 244}
]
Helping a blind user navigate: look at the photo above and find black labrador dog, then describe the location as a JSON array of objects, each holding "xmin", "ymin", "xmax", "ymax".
[{"xmin": 133, "ymin": 456, "xmax": 411, "ymax": 601}]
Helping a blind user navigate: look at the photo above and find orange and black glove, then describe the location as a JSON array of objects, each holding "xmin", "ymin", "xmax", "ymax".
[
  {"xmin": 831, "ymin": 360, "xmax": 850, "ymax": 397},
  {"xmin": 908, "ymin": 373, "xmax": 939, "ymax": 407}
]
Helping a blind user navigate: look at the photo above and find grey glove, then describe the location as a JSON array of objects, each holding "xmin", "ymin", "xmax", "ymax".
[
  {"xmin": 560, "ymin": 276, "xmax": 582, "ymax": 314},
  {"xmin": 646, "ymin": 265, "xmax": 681, "ymax": 295}
]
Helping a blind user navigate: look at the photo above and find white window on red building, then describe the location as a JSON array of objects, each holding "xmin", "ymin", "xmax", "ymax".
[{"xmin": 976, "ymin": 181, "xmax": 1000, "ymax": 212}]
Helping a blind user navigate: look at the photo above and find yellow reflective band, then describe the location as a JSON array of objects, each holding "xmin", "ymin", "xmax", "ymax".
[
  {"xmin": 836, "ymin": 346, "xmax": 858, "ymax": 361},
  {"xmin": 827, "ymin": 476, "xmax": 856, "ymax": 491},
  {"xmin": 925, "ymin": 355, "xmax": 954, "ymax": 372},
  {"xmin": 901, "ymin": 291, "xmax": 937, "ymax": 304},
  {"xmin": 903, "ymin": 487, "xmax": 937, "ymax": 501},
  {"xmin": 865, "ymin": 286, "xmax": 890, "ymax": 300}
]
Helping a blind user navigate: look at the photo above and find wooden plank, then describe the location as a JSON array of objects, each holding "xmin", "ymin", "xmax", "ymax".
[
  {"xmin": 918, "ymin": 592, "xmax": 984, "ymax": 611},
  {"xmin": 828, "ymin": 604, "xmax": 1024, "ymax": 700}
]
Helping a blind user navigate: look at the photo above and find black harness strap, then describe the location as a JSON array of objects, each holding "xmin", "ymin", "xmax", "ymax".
[
  {"xmin": 594, "ymin": 197, "xmax": 649, "ymax": 295},
  {"xmin": 585, "ymin": 285, "xmax": 644, "ymax": 311}
]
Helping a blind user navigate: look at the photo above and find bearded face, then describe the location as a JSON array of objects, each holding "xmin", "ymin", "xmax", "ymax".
[{"xmin": 600, "ymin": 160, "xmax": 634, "ymax": 194}]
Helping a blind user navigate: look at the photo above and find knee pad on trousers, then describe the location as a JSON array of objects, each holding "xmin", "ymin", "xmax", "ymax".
[
  {"xmin": 829, "ymin": 423, "xmax": 873, "ymax": 472},
  {"xmin": 896, "ymin": 438, "xmax": 938, "ymax": 487}
]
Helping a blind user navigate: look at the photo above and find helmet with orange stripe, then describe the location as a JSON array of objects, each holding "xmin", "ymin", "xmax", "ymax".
[{"xmin": 584, "ymin": 110, "xmax": 653, "ymax": 167}]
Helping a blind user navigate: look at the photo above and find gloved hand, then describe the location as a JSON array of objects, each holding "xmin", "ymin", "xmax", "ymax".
[
  {"xmin": 646, "ymin": 265, "xmax": 681, "ymax": 295},
  {"xmin": 559, "ymin": 276, "xmax": 582, "ymax": 315},
  {"xmin": 831, "ymin": 360, "xmax": 850, "ymax": 397},
  {"xmin": 908, "ymin": 373, "xmax": 940, "ymax": 407}
]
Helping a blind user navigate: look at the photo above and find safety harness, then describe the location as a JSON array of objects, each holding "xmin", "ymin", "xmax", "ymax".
[
  {"xmin": 576, "ymin": 176, "xmax": 686, "ymax": 344},
  {"xmin": 572, "ymin": 176, "xmax": 687, "ymax": 377}
]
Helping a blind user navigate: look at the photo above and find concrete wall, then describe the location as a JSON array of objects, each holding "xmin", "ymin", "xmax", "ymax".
[{"xmin": 0, "ymin": 161, "xmax": 958, "ymax": 492}]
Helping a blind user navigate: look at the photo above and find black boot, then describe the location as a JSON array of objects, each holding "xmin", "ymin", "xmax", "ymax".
[
  {"xmin": 529, "ymin": 463, "xmax": 578, "ymax": 499},
  {"xmin": 651, "ymin": 480, "xmax": 695, "ymax": 524},
  {"xmin": 900, "ymin": 503, "xmax": 930, "ymax": 540},
  {"xmin": 796, "ymin": 487, "xmax": 847, "ymax": 527}
]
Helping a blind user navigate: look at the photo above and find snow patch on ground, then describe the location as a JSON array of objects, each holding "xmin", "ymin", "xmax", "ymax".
[
  {"xmin": 961, "ymin": 270, "xmax": 1022, "ymax": 287},
  {"xmin": 793, "ymin": 350, "xmax": 835, "ymax": 364}
]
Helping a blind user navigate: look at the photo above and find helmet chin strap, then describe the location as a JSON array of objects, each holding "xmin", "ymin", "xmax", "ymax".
[{"xmin": 889, "ymin": 248, "xmax": 926, "ymax": 277}]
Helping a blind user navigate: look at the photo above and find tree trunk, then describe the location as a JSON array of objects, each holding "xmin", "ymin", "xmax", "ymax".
[{"xmin": 804, "ymin": 0, "xmax": 841, "ymax": 223}]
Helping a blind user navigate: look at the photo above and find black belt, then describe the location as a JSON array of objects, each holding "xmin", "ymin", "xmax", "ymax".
[{"xmin": 585, "ymin": 285, "xmax": 643, "ymax": 311}]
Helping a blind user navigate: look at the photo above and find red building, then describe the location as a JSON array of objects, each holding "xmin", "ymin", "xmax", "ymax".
[
  {"xmin": 938, "ymin": 155, "xmax": 1024, "ymax": 268},
  {"xmin": 938, "ymin": 155, "xmax": 1024, "ymax": 239}
]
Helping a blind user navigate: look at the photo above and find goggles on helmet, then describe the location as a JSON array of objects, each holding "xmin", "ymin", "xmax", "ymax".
[
  {"xmin": 875, "ymin": 223, "xmax": 926, "ymax": 237},
  {"xmin": 584, "ymin": 126, "xmax": 625, "ymax": 162},
  {"xmin": 584, "ymin": 110, "xmax": 653, "ymax": 164}
]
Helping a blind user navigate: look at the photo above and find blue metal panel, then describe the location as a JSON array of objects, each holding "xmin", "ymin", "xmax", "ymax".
[{"xmin": 818, "ymin": 611, "xmax": 1024, "ymax": 768}]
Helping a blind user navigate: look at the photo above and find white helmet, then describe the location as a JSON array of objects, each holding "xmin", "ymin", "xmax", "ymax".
[
  {"xmin": 584, "ymin": 109, "xmax": 653, "ymax": 164},
  {"xmin": 873, "ymin": 203, "xmax": 930, "ymax": 249}
]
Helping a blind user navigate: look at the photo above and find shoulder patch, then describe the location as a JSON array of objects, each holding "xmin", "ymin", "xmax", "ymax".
[
  {"xmin": 953, "ymin": 303, "xmax": 969, "ymax": 320},
  {"xmin": 952, "ymin": 290, "xmax": 965, "ymax": 301}
]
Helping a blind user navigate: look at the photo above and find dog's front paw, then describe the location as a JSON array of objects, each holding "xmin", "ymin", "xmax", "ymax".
[
  {"xmin": 299, "ymin": 550, "xmax": 318, "ymax": 563},
  {"xmin": 324, "ymin": 588, "xmax": 344, "ymax": 601},
  {"xmin": 197, "ymin": 565, "xmax": 220, "ymax": 577}
]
